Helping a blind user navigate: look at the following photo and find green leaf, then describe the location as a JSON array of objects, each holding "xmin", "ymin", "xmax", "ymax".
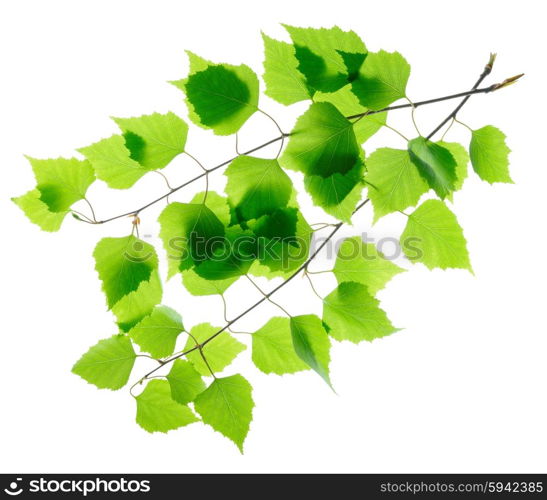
[
  {"xmin": 281, "ymin": 102, "xmax": 361, "ymax": 178},
  {"xmin": 365, "ymin": 148, "xmax": 429, "ymax": 222},
  {"xmin": 78, "ymin": 134, "xmax": 150, "ymax": 189},
  {"xmin": 12, "ymin": 189, "xmax": 67, "ymax": 232},
  {"xmin": 135, "ymin": 379, "xmax": 199, "ymax": 433},
  {"xmin": 408, "ymin": 137, "xmax": 457, "ymax": 199},
  {"xmin": 248, "ymin": 205, "xmax": 312, "ymax": 278},
  {"xmin": 112, "ymin": 112, "xmax": 188, "ymax": 170},
  {"xmin": 290, "ymin": 315, "xmax": 331, "ymax": 386},
  {"xmin": 158, "ymin": 202, "xmax": 225, "ymax": 278},
  {"xmin": 438, "ymin": 141, "xmax": 469, "ymax": 194},
  {"xmin": 261, "ymin": 33, "xmax": 311, "ymax": 105},
  {"xmin": 94, "ymin": 236, "xmax": 159, "ymax": 309},
  {"xmin": 72, "ymin": 335, "xmax": 136, "ymax": 390},
  {"xmin": 323, "ymin": 282, "xmax": 398, "ymax": 343},
  {"xmin": 469, "ymin": 125, "xmax": 513, "ymax": 183},
  {"xmin": 172, "ymin": 55, "xmax": 259, "ymax": 135},
  {"xmin": 225, "ymin": 156, "xmax": 292, "ymax": 220},
  {"xmin": 351, "ymin": 50, "xmax": 410, "ymax": 110},
  {"xmin": 304, "ymin": 161, "xmax": 365, "ymax": 223},
  {"xmin": 182, "ymin": 268, "xmax": 237, "ymax": 296},
  {"xmin": 112, "ymin": 271, "xmax": 162, "ymax": 332},
  {"xmin": 128, "ymin": 305, "xmax": 184, "ymax": 358},
  {"xmin": 192, "ymin": 225, "xmax": 255, "ymax": 280},
  {"xmin": 166, "ymin": 360, "xmax": 206, "ymax": 404},
  {"xmin": 313, "ymin": 85, "xmax": 386, "ymax": 143},
  {"xmin": 284, "ymin": 25, "xmax": 366, "ymax": 93},
  {"xmin": 333, "ymin": 236, "xmax": 405, "ymax": 295},
  {"xmin": 401, "ymin": 199, "xmax": 472, "ymax": 271},
  {"xmin": 183, "ymin": 323, "xmax": 246, "ymax": 376},
  {"xmin": 195, "ymin": 374, "xmax": 254, "ymax": 452},
  {"xmin": 189, "ymin": 191, "xmax": 231, "ymax": 226},
  {"xmin": 25, "ymin": 156, "xmax": 95, "ymax": 212},
  {"xmin": 252, "ymin": 317, "xmax": 309, "ymax": 375}
]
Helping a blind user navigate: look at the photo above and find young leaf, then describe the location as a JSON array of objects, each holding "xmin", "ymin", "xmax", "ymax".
[
  {"xmin": 128, "ymin": 305, "xmax": 184, "ymax": 358},
  {"xmin": 12, "ymin": 189, "xmax": 67, "ymax": 232},
  {"xmin": 283, "ymin": 25, "xmax": 366, "ymax": 93},
  {"xmin": 112, "ymin": 112, "xmax": 188, "ymax": 170},
  {"xmin": 166, "ymin": 360, "xmax": 206, "ymax": 405},
  {"xmin": 408, "ymin": 137, "xmax": 457, "ymax": 199},
  {"xmin": 94, "ymin": 236, "xmax": 159, "ymax": 309},
  {"xmin": 261, "ymin": 33, "xmax": 311, "ymax": 105},
  {"xmin": 225, "ymin": 156, "xmax": 292, "ymax": 220},
  {"xmin": 182, "ymin": 268, "xmax": 238, "ymax": 296},
  {"xmin": 112, "ymin": 271, "xmax": 163, "ymax": 332},
  {"xmin": 72, "ymin": 335, "xmax": 136, "ymax": 390},
  {"xmin": 247, "ymin": 206, "xmax": 312, "ymax": 278},
  {"xmin": 304, "ymin": 162, "xmax": 365, "ymax": 223},
  {"xmin": 25, "ymin": 156, "xmax": 95, "ymax": 213},
  {"xmin": 314, "ymin": 85, "xmax": 386, "ymax": 144},
  {"xmin": 323, "ymin": 282, "xmax": 398, "ymax": 343},
  {"xmin": 158, "ymin": 202, "xmax": 225, "ymax": 278},
  {"xmin": 135, "ymin": 379, "xmax": 199, "ymax": 433},
  {"xmin": 172, "ymin": 55, "xmax": 259, "ymax": 136},
  {"xmin": 290, "ymin": 315, "xmax": 332, "ymax": 386},
  {"xmin": 333, "ymin": 236, "xmax": 405, "ymax": 295},
  {"xmin": 195, "ymin": 375, "xmax": 254, "ymax": 452},
  {"xmin": 351, "ymin": 50, "xmax": 410, "ymax": 110},
  {"xmin": 280, "ymin": 102, "xmax": 361, "ymax": 178},
  {"xmin": 78, "ymin": 135, "xmax": 150, "ymax": 189},
  {"xmin": 438, "ymin": 141, "xmax": 469, "ymax": 194},
  {"xmin": 401, "ymin": 199, "xmax": 472, "ymax": 271},
  {"xmin": 189, "ymin": 191, "xmax": 231, "ymax": 226},
  {"xmin": 252, "ymin": 317, "xmax": 310, "ymax": 375},
  {"xmin": 469, "ymin": 125, "xmax": 513, "ymax": 183},
  {"xmin": 183, "ymin": 323, "xmax": 246, "ymax": 376}
]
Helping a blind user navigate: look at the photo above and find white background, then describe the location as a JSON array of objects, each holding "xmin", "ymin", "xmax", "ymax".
[{"xmin": 1, "ymin": 0, "xmax": 545, "ymax": 473}]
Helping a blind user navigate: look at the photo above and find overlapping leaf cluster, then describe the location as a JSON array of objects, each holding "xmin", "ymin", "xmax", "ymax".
[{"xmin": 13, "ymin": 25, "xmax": 514, "ymax": 452}]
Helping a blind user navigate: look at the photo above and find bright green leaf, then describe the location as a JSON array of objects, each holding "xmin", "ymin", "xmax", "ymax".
[
  {"xmin": 366, "ymin": 148, "xmax": 429, "ymax": 222},
  {"xmin": 225, "ymin": 156, "xmax": 292, "ymax": 220},
  {"xmin": 189, "ymin": 191, "xmax": 231, "ymax": 226},
  {"xmin": 469, "ymin": 125, "xmax": 513, "ymax": 184},
  {"xmin": 333, "ymin": 236, "xmax": 405, "ymax": 294},
  {"xmin": 12, "ymin": 189, "xmax": 67, "ymax": 232},
  {"xmin": 25, "ymin": 156, "xmax": 95, "ymax": 212},
  {"xmin": 182, "ymin": 268, "xmax": 237, "ymax": 296},
  {"xmin": 252, "ymin": 317, "xmax": 309, "ymax": 375},
  {"xmin": 72, "ymin": 335, "xmax": 135, "ymax": 390},
  {"xmin": 262, "ymin": 33, "xmax": 311, "ymax": 105},
  {"xmin": 351, "ymin": 50, "xmax": 410, "ymax": 110},
  {"xmin": 438, "ymin": 141, "xmax": 469, "ymax": 194},
  {"xmin": 166, "ymin": 360, "xmax": 206, "ymax": 404},
  {"xmin": 158, "ymin": 202, "xmax": 225, "ymax": 278},
  {"xmin": 408, "ymin": 137, "xmax": 457, "ymax": 199},
  {"xmin": 78, "ymin": 135, "xmax": 150, "ymax": 189},
  {"xmin": 284, "ymin": 25, "xmax": 366, "ymax": 93},
  {"xmin": 128, "ymin": 305, "xmax": 184, "ymax": 358},
  {"xmin": 184, "ymin": 323, "xmax": 246, "ymax": 376},
  {"xmin": 401, "ymin": 199, "xmax": 472, "ymax": 271},
  {"xmin": 172, "ymin": 56, "xmax": 259, "ymax": 135},
  {"xmin": 305, "ymin": 162, "xmax": 365, "ymax": 223},
  {"xmin": 94, "ymin": 236, "xmax": 159, "ymax": 309},
  {"xmin": 280, "ymin": 102, "xmax": 361, "ymax": 178},
  {"xmin": 323, "ymin": 281, "xmax": 398, "ymax": 343},
  {"xmin": 314, "ymin": 85, "xmax": 386, "ymax": 143},
  {"xmin": 136, "ymin": 379, "xmax": 199, "ymax": 433},
  {"xmin": 112, "ymin": 271, "xmax": 163, "ymax": 332},
  {"xmin": 112, "ymin": 112, "xmax": 188, "ymax": 170},
  {"xmin": 194, "ymin": 374, "xmax": 254, "ymax": 452},
  {"xmin": 290, "ymin": 315, "xmax": 331, "ymax": 386}
]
